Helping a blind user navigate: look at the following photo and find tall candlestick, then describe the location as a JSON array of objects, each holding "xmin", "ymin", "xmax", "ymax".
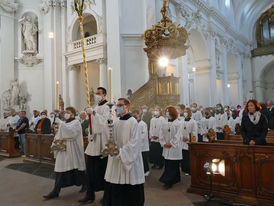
[
  {"xmin": 108, "ymin": 67, "xmax": 112, "ymax": 102},
  {"xmin": 56, "ymin": 81, "xmax": 60, "ymax": 110}
]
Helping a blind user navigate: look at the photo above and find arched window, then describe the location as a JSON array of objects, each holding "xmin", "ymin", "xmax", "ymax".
[{"xmin": 256, "ymin": 5, "xmax": 274, "ymax": 47}]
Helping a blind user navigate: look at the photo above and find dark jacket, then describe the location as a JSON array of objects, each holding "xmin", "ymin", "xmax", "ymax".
[
  {"xmin": 35, "ymin": 118, "xmax": 51, "ymax": 134},
  {"xmin": 81, "ymin": 119, "xmax": 89, "ymax": 137},
  {"xmin": 240, "ymin": 112, "xmax": 268, "ymax": 145},
  {"xmin": 269, "ymin": 107, "xmax": 274, "ymax": 130}
]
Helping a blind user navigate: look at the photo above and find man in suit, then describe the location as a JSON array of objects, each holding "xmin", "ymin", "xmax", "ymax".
[{"xmin": 79, "ymin": 111, "xmax": 89, "ymax": 137}]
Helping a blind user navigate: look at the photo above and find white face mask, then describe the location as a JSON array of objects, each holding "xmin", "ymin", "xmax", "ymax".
[
  {"xmin": 95, "ymin": 94, "xmax": 103, "ymax": 103},
  {"xmin": 64, "ymin": 113, "xmax": 71, "ymax": 120},
  {"xmin": 50, "ymin": 114, "xmax": 54, "ymax": 118},
  {"xmin": 41, "ymin": 115, "xmax": 46, "ymax": 119},
  {"xmin": 184, "ymin": 112, "xmax": 188, "ymax": 118},
  {"xmin": 154, "ymin": 111, "xmax": 159, "ymax": 116},
  {"xmin": 142, "ymin": 109, "xmax": 147, "ymax": 113}
]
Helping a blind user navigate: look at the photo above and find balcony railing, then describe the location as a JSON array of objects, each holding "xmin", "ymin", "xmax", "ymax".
[{"xmin": 68, "ymin": 33, "xmax": 103, "ymax": 52}]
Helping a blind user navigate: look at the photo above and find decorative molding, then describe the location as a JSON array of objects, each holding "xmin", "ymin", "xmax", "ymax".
[
  {"xmin": 16, "ymin": 53, "xmax": 43, "ymax": 67},
  {"xmin": 0, "ymin": 1, "xmax": 19, "ymax": 13},
  {"xmin": 96, "ymin": 58, "xmax": 107, "ymax": 65},
  {"xmin": 251, "ymin": 45, "xmax": 274, "ymax": 57},
  {"xmin": 40, "ymin": 0, "xmax": 67, "ymax": 15}
]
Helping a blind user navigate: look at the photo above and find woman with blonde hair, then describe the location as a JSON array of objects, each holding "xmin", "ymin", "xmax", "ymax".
[{"xmin": 159, "ymin": 106, "xmax": 182, "ymax": 189}]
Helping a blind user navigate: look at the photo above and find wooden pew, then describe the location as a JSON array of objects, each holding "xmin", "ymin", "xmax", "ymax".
[
  {"xmin": 225, "ymin": 131, "xmax": 274, "ymax": 143},
  {"xmin": 0, "ymin": 131, "xmax": 20, "ymax": 158},
  {"xmin": 25, "ymin": 134, "xmax": 90, "ymax": 166},
  {"xmin": 188, "ymin": 142, "xmax": 274, "ymax": 206}
]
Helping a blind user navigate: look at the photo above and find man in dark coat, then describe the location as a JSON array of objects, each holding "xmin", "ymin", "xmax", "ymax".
[{"xmin": 35, "ymin": 111, "xmax": 51, "ymax": 134}]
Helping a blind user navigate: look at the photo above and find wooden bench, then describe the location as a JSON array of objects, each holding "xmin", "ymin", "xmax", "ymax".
[
  {"xmin": 0, "ymin": 131, "xmax": 20, "ymax": 158},
  {"xmin": 188, "ymin": 142, "xmax": 274, "ymax": 206},
  {"xmin": 225, "ymin": 131, "xmax": 274, "ymax": 143},
  {"xmin": 25, "ymin": 134, "xmax": 90, "ymax": 166}
]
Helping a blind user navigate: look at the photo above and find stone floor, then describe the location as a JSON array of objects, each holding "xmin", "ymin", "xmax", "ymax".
[{"xmin": 0, "ymin": 157, "xmax": 208, "ymax": 206}]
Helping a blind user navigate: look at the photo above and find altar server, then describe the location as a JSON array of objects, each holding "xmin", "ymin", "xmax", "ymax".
[
  {"xmin": 215, "ymin": 104, "xmax": 227, "ymax": 140},
  {"xmin": 228, "ymin": 110, "xmax": 241, "ymax": 134},
  {"xmin": 29, "ymin": 110, "xmax": 41, "ymax": 131},
  {"xmin": 201, "ymin": 109, "xmax": 216, "ymax": 142},
  {"xmin": 133, "ymin": 109, "xmax": 150, "ymax": 176},
  {"xmin": 78, "ymin": 87, "xmax": 109, "ymax": 203},
  {"xmin": 159, "ymin": 106, "xmax": 181, "ymax": 189},
  {"xmin": 176, "ymin": 108, "xmax": 198, "ymax": 175},
  {"xmin": 43, "ymin": 107, "xmax": 86, "ymax": 199},
  {"xmin": 103, "ymin": 98, "xmax": 145, "ymax": 206},
  {"xmin": 7, "ymin": 109, "xmax": 20, "ymax": 130},
  {"xmin": 149, "ymin": 106, "xmax": 165, "ymax": 169},
  {"xmin": 191, "ymin": 103, "xmax": 203, "ymax": 142}
]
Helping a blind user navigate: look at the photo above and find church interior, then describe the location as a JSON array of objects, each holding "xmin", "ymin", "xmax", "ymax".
[{"xmin": 0, "ymin": 0, "xmax": 274, "ymax": 206}]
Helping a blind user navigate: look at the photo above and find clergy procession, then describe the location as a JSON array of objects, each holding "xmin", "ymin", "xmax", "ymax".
[
  {"xmin": 1, "ymin": 0, "xmax": 274, "ymax": 205},
  {"xmin": 1, "ymin": 88, "xmax": 274, "ymax": 205}
]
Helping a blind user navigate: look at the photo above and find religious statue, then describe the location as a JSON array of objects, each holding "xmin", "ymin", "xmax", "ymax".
[
  {"xmin": 2, "ymin": 89, "xmax": 11, "ymax": 110},
  {"xmin": 10, "ymin": 80, "xmax": 20, "ymax": 107},
  {"xmin": 19, "ymin": 16, "xmax": 38, "ymax": 52}
]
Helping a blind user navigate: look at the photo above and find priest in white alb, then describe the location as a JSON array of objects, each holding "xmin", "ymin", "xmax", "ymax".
[{"xmin": 103, "ymin": 98, "xmax": 145, "ymax": 206}]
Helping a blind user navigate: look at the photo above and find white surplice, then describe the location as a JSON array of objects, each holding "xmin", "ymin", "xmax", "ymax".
[
  {"xmin": 29, "ymin": 115, "xmax": 41, "ymax": 131},
  {"xmin": 159, "ymin": 119, "xmax": 182, "ymax": 160},
  {"xmin": 0, "ymin": 118, "xmax": 8, "ymax": 131},
  {"xmin": 176, "ymin": 119, "xmax": 198, "ymax": 150},
  {"xmin": 85, "ymin": 102, "xmax": 109, "ymax": 156},
  {"xmin": 7, "ymin": 115, "xmax": 20, "ymax": 129},
  {"xmin": 104, "ymin": 116, "xmax": 145, "ymax": 185},
  {"xmin": 192, "ymin": 111, "xmax": 203, "ymax": 135},
  {"xmin": 149, "ymin": 116, "xmax": 166, "ymax": 143},
  {"xmin": 215, "ymin": 113, "xmax": 227, "ymax": 133},
  {"xmin": 138, "ymin": 120, "xmax": 149, "ymax": 152},
  {"xmin": 228, "ymin": 116, "xmax": 241, "ymax": 134},
  {"xmin": 53, "ymin": 119, "xmax": 86, "ymax": 172},
  {"xmin": 201, "ymin": 117, "xmax": 216, "ymax": 142}
]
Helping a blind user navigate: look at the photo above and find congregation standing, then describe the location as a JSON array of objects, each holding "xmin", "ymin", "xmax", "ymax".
[{"xmin": 1, "ymin": 90, "xmax": 274, "ymax": 205}]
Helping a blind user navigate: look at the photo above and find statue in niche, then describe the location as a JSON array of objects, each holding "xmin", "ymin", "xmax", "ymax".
[
  {"xmin": 19, "ymin": 16, "xmax": 38, "ymax": 52},
  {"xmin": 11, "ymin": 80, "xmax": 20, "ymax": 107},
  {"xmin": 2, "ymin": 89, "xmax": 11, "ymax": 111}
]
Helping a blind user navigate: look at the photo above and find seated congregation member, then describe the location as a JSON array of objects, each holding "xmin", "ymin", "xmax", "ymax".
[
  {"xmin": 191, "ymin": 103, "xmax": 203, "ymax": 142},
  {"xmin": 159, "ymin": 106, "xmax": 181, "ymax": 189},
  {"xmin": 79, "ymin": 87, "xmax": 109, "ymax": 203},
  {"xmin": 132, "ymin": 109, "xmax": 150, "ymax": 177},
  {"xmin": 15, "ymin": 111, "xmax": 29, "ymax": 157},
  {"xmin": 149, "ymin": 106, "xmax": 165, "ymax": 169},
  {"xmin": 201, "ymin": 109, "xmax": 216, "ymax": 142},
  {"xmin": 215, "ymin": 104, "xmax": 227, "ymax": 140},
  {"xmin": 176, "ymin": 108, "xmax": 197, "ymax": 176},
  {"xmin": 228, "ymin": 110, "xmax": 241, "ymax": 134},
  {"xmin": 103, "ymin": 98, "xmax": 145, "ymax": 206},
  {"xmin": 29, "ymin": 110, "xmax": 41, "ymax": 132},
  {"xmin": 35, "ymin": 111, "xmax": 51, "ymax": 134},
  {"xmin": 241, "ymin": 99, "xmax": 268, "ymax": 145},
  {"xmin": 43, "ymin": 107, "xmax": 86, "ymax": 199}
]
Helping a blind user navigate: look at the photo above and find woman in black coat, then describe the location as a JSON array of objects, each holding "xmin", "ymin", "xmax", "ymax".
[
  {"xmin": 35, "ymin": 112, "xmax": 51, "ymax": 134},
  {"xmin": 240, "ymin": 99, "xmax": 268, "ymax": 145}
]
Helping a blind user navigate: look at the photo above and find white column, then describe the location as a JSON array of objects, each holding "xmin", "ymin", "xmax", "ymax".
[
  {"xmin": 97, "ymin": 58, "xmax": 108, "ymax": 88},
  {"xmin": 210, "ymin": 37, "xmax": 217, "ymax": 106},
  {"xmin": 181, "ymin": 56, "xmax": 189, "ymax": 105},
  {"xmin": 68, "ymin": 66, "xmax": 80, "ymax": 108},
  {"xmin": 42, "ymin": 6, "xmax": 54, "ymax": 111},
  {"xmin": 0, "ymin": 10, "xmax": 15, "ymax": 106},
  {"xmin": 236, "ymin": 54, "xmax": 244, "ymax": 106},
  {"xmin": 222, "ymin": 47, "xmax": 229, "ymax": 105},
  {"xmin": 254, "ymin": 81, "xmax": 264, "ymax": 102},
  {"xmin": 106, "ymin": 0, "xmax": 122, "ymax": 99}
]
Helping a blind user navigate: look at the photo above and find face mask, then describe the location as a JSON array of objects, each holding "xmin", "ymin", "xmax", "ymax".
[
  {"xmin": 177, "ymin": 109, "xmax": 181, "ymax": 115},
  {"xmin": 50, "ymin": 114, "xmax": 54, "ymax": 118},
  {"xmin": 217, "ymin": 107, "xmax": 221, "ymax": 111},
  {"xmin": 166, "ymin": 112, "xmax": 170, "ymax": 118},
  {"xmin": 142, "ymin": 109, "xmax": 147, "ymax": 113},
  {"xmin": 41, "ymin": 115, "xmax": 46, "ymax": 119},
  {"xmin": 154, "ymin": 111, "xmax": 159, "ymax": 116},
  {"xmin": 184, "ymin": 112, "xmax": 188, "ymax": 118},
  {"xmin": 117, "ymin": 106, "xmax": 124, "ymax": 116},
  {"xmin": 64, "ymin": 113, "xmax": 71, "ymax": 120},
  {"xmin": 95, "ymin": 94, "xmax": 102, "ymax": 102}
]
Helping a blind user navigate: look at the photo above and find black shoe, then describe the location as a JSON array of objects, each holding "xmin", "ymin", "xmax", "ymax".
[
  {"xmin": 43, "ymin": 192, "xmax": 59, "ymax": 200},
  {"xmin": 164, "ymin": 184, "xmax": 172, "ymax": 190},
  {"xmin": 78, "ymin": 196, "xmax": 95, "ymax": 203}
]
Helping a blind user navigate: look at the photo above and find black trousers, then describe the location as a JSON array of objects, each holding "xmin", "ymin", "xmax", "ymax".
[
  {"xmin": 149, "ymin": 142, "xmax": 164, "ymax": 168},
  {"xmin": 181, "ymin": 150, "xmax": 190, "ymax": 174},
  {"xmin": 216, "ymin": 132, "xmax": 224, "ymax": 140},
  {"xmin": 159, "ymin": 159, "xmax": 181, "ymax": 186},
  {"xmin": 52, "ymin": 169, "xmax": 86, "ymax": 194},
  {"xmin": 142, "ymin": 151, "xmax": 149, "ymax": 173},
  {"xmin": 103, "ymin": 182, "xmax": 145, "ymax": 206},
  {"xmin": 198, "ymin": 134, "xmax": 203, "ymax": 142},
  {"xmin": 86, "ymin": 155, "xmax": 108, "ymax": 200}
]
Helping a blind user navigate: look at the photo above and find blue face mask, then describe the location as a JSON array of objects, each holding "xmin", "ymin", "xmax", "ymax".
[
  {"xmin": 217, "ymin": 107, "xmax": 221, "ymax": 111},
  {"xmin": 166, "ymin": 112, "xmax": 170, "ymax": 118},
  {"xmin": 116, "ymin": 106, "xmax": 124, "ymax": 116}
]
